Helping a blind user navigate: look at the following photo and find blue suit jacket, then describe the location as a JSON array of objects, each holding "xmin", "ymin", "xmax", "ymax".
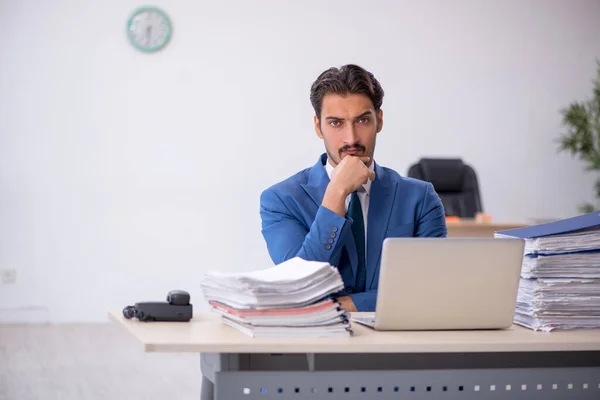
[{"xmin": 260, "ymin": 154, "xmax": 447, "ymax": 311}]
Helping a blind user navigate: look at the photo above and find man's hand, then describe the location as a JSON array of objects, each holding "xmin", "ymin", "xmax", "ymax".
[
  {"xmin": 336, "ymin": 295, "xmax": 357, "ymax": 312},
  {"xmin": 330, "ymin": 156, "xmax": 375, "ymax": 195},
  {"xmin": 322, "ymin": 156, "xmax": 375, "ymax": 216}
]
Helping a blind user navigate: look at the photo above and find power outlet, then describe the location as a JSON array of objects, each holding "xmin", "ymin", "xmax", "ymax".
[{"xmin": 1, "ymin": 269, "xmax": 16, "ymax": 284}]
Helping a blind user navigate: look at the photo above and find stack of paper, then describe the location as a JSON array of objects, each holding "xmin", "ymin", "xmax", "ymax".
[
  {"xmin": 515, "ymin": 278, "xmax": 600, "ymax": 330},
  {"xmin": 521, "ymin": 252, "xmax": 600, "ymax": 279},
  {"xmin": 496, "ymin": 212, "xmax": 600, "ymax": 332},
  {"xmin": 520, "ymin": 227, "xmax": 600, "ymax": 255},
  {"xmin": 200, "ymin": 257, "xmax": 351, "ymax": 337}
]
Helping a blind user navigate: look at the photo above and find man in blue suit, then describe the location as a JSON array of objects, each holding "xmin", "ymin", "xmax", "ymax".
[{"xmin": 260, "ymin": 64, "xmax": 447, "ymax": 312}]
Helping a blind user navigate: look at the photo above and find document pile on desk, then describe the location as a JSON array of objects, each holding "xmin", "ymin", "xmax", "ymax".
[
  {"xmin": 200, "ymin": 257, "xmax": 352, "ymax": 337},
  {"xmin": 496, "ymin": 212, "xmax": 600, "ymax": 331}
]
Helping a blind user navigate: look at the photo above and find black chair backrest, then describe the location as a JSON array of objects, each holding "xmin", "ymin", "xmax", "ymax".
[{"xmin": 407, "ymin": 158, "xmax": 483, "ymax": 218}]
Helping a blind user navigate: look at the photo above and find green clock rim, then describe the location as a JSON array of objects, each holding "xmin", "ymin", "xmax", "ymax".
[{"xmin": 126, "ymin": 6, "xmax": 172, "ymax": 53}]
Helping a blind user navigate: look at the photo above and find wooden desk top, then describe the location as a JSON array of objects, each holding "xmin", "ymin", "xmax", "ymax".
[
  {"xmin": 445, "ymin": 220, "xmax": 528, "ymax": 230},
  {"xmin": 109, "ymin": 311, "xmax": 600, "ymax": 354}
]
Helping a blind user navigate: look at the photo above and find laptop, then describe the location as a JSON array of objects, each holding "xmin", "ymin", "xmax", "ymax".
[{"xmin": 351, "ymin": 237, "xmax": 525, "ymax": 330}]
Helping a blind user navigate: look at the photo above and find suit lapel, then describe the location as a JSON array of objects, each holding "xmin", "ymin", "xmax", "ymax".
[
  {"xmin": 300, "ymin": 154, "xmax": 330, "ymax": 208},
  {"xmin": 366, "ymin": 163, "xmax": 397, "ymax": 289}
]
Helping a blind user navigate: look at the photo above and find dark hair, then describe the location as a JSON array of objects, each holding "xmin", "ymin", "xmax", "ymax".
[{"xmin": 310, "ymin": 64, "xmax": 384, "ymax": 118}]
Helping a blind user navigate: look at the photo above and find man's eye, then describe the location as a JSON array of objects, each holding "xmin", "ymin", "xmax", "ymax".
[
  {"xmin": 329, "ymin": 120, "xmax": 341, "ymax": 127},
  {"xmin": 358, "ymin": 118, "xmax": 370, "ymax": 124}
]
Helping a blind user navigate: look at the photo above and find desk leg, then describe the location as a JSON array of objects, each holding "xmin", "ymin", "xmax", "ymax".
[
  {"xmin": 200, "ymin": 353, "xmax": 240, "ymax": 400},
  {"xmin": 200, "ymin": 376, "xmax": 214, "ymax": 400}
]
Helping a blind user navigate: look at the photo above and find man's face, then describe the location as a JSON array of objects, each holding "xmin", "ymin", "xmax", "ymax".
[{"xmin": 314, "ymin": 93, "xmax": 383, "ymax": 167}]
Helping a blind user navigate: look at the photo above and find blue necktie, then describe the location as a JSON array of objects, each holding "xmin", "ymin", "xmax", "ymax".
[{"xmin": 348, "ymin": 191, "xmax": 366, "ymax": 292}]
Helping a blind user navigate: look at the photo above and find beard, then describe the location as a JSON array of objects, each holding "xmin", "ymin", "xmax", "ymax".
[{"xmin": 326, "ymin": 143, "xmax": 370, "ymax": 167}]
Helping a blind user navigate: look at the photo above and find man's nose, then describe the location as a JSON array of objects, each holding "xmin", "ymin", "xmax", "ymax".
[{"xmin": 342, "ymin": 125, "xmax": 359, "ymax": 145}]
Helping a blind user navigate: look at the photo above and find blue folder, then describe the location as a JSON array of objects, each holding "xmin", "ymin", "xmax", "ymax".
[{"xmin": 496, "ymin": 211, "xmax": 600, "ymax": 238}]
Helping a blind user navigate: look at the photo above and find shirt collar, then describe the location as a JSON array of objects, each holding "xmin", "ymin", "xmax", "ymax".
[{"xmin": 324, "ymin": 157, "xmax": 374, "ymax": 195}]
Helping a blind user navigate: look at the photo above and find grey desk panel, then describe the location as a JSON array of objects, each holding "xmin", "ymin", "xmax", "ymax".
[{"xmin": 215, "ymin": 367, "xmax": 600, "ymax": 399}]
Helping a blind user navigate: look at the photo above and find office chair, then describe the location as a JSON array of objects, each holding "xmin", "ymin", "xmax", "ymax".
[{"xmin": 407, "ymin": 158, "xmax": 483, "ymax": 218}]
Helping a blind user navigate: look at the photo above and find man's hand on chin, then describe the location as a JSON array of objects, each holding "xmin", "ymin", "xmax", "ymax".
[{"xmin": 336, "ymin": 296, "xmax": 357, "ymax": 312}]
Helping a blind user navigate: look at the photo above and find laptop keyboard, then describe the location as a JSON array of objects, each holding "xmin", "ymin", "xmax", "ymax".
[{"xmin": 352, "ymin": 316, "xmax": 375, "ymax": 327}]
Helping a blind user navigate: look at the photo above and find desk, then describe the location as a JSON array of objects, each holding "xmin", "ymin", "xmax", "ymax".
[
  {"xmin": 446, "ymin": 220, "xmax": 529, "ymax": 238},
  {"xmin": 110, "ymin": 311, "xmax": 600, "ymax": 399}
]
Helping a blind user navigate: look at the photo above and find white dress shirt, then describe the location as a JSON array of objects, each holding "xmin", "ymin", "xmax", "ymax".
[{"xmin": 325, "ymin": 159, "xmax": 374, "ymax": 246}]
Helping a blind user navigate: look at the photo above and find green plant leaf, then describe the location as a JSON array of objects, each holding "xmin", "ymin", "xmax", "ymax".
[
  {"xmin": 558, "ymin": 102, "xmax": 594, "ymax": 162},
  {"xmin": 579, "ymin": 203, "xmax": 595, "ymax": 214},
  {"xmin": 558, "ymin": 59, "xmax": 600, "ymax": 213}
]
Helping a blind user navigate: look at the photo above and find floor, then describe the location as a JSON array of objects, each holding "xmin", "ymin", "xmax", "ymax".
[{"xmin": 0, "ymin": 323, "xmax": 200, "ymax": 400}]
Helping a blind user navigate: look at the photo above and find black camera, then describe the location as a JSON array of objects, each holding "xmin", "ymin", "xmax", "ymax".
[{"xmin": 123, "ymin": 290, "xmax": 193, "ymax": 322}]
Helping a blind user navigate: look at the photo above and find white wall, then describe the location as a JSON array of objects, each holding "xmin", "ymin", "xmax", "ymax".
[{"xmin": 1, "ymin": 0, "xmax": 599, "ymax": 323}]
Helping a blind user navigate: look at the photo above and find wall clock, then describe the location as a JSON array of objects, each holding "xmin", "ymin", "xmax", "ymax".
[{"xmin": 127, "ymin": 6, "xmax": 172, "ymax": 52}]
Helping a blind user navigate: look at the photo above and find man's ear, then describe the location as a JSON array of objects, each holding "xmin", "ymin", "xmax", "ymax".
[
  {"xmin": 314, "ymin": 115, "xmax": 323, "ymax": 139},
  {"xmin": 376, "ymin": 109, "xmax": 383, "ymax": 133}
]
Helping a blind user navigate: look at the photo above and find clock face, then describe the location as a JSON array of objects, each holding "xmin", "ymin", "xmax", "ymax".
[{"xmin": 127, "ymin": 7, "xmax": 172, "ymax": 52}]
